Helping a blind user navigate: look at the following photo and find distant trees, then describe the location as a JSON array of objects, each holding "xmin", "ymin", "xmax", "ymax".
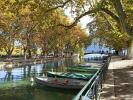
[
  {"xmin": 92, "ymin": 14, "xmax": 130, "ymax": 52},
  {"xmin": 0, "ymin": 0, "xmax": 88, "ymax": 59}
]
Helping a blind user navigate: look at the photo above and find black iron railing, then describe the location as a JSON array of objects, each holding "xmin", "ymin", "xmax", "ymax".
[{"xmin": 73, "ymin": 56, "xmax": 111, "ymax": 100}]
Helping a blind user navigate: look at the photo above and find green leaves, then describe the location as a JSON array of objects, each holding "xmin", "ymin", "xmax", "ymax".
[{"xmin": 93, "ymin": 13, "xmax": 130, "ymax": 50}]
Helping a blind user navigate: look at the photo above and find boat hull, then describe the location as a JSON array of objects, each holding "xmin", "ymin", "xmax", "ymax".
[{"xmin": 35, "ymin": 77, "xmax": 87, "ymax": 90}]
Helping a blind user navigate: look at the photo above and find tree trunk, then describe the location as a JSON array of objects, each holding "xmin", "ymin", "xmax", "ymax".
[
  {"xmin": 112, "ymin": 0, "xmax": 127, "ymax": 33},
  {"xmin": 7, "ymin": 51, "xmax": 12, "ymax": 58},
  {"xmin": 41, "ymin": 48, "xmax": 45, "ymax": 56},
  {"xmin": 23, "ymin": 47, "xmax": 27, "ymax": 60},
  {"xmin": 115, "ymin": 50, "xmax": 119, "ymax": 55},
  {"xmin": 127, "ymin": 39, "xmax": 133, "ymax": 59},
  {"xmin": 5, "ymin": 48, "xmax": 14, "ymax": 58},
  {"xmin": 27, "ymin": 49, "xmax": 32, "ymax": 59}
]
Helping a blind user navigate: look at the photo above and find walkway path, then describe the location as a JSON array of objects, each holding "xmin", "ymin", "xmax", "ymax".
[{"xmin": 101, "ymin": 56, "xmax": 133, "ymax": 100}]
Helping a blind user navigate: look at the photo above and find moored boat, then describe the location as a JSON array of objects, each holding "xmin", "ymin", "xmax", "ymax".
[
  {"xmin": 66, "ymin": 67, "xmax": 99, "ymax": 72},
  {"xmin": 78, "ymin": 62, "xmax": 103, "ymax": 67},
  {"xmin": 47, "ymin": 72, "xmax": 94, "ymax": 80},
  {"xmin": 35, "ymin": 77, "xmax": 87, "ymax": 89}
]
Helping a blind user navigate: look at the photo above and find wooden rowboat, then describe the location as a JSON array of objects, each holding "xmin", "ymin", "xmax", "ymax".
[
  {"xmin": 35, "ymin": 77, "xmax": 87, "ymax": 89},
  {"xmin": 47, "ymin": 72, "xmax": 94, "ymax": 80}
]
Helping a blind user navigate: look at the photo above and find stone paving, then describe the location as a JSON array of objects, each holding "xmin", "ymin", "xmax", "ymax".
[{"xmin": 101, "ymin": 56, "xmax": 133, "ymax": 100}]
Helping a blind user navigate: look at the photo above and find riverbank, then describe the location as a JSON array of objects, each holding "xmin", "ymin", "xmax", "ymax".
[
  {"xmin": 0, "ymin": 57, "xmax": 64, "ymax": 69},
  {"xmin": 101, "ymin": 56, "xmax": 133, "ymax": 100}
]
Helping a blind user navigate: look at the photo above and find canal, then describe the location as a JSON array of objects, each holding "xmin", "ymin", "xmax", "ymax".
[{"xmin": 0, "ymin": 58, "xmax": 81, "ymax": 100}]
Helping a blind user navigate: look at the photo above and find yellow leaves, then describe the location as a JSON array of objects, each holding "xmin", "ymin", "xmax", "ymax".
[
  {"xmin": 9, "ymin": 0, "xmax": 16, "ymax": 4},
  {"xmin": 3, "ymin": 11, "xmax": 15, "ymax": 20},
  {"xmin": 78, "ymin": 0, "xmax": 84, "ymax": 5},
  {"xmin": 28, "ymin": 0, "xmax": 35, "ymax": 5},
  {"xmin": 19, "ymin": 5, "xmax": 31, "ymax": 15},
  {"xmin": 0, "ymin": 0, "xmax": 89, "ymax": 54}
]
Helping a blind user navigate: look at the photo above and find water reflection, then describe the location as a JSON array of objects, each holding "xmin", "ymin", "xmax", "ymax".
[
  {"xmin": 0, "ymin": 58, "xmax": 79, "ymax": 100},
  {"xmin": 4, "ymin": 67, "xmax": 13, "ymax": 81},
  {"xmin": 0, "ymin": 85, "xmax": 78, "ymax": 100},
  {"xmin": 0, "ymin": 58, "xmax": 78, "ymax": 83}
]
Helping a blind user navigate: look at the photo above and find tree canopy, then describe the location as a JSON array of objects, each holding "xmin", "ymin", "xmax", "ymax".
[
  {"xmin": 0, "ymin": 0, "xmax": 133, "ymax": 58},
  {"xmin": 0, "ymin": 0, "xmax": 89, "ymax": 58}
]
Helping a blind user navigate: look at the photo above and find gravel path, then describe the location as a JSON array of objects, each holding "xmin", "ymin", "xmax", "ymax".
[{"xmin": 101, "ymin": 56, "xmax": 133, "ymax": 100}]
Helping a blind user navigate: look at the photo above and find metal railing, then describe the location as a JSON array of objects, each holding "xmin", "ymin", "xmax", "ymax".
[{"xmin": 73, "ymin": 56, "xmax": 111, "ymax": 100}]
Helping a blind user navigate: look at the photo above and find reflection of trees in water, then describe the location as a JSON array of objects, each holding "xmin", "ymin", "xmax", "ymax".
[
  {"xmin": 44, "ymin": 62, "xmax": 55, "ymax": 71},
  {"xmin": 23, "ymin": 67, "xmax": 26, "ymax": 79},
  {"xmin": 44, "ymin": 59, "xmax": 76, "ymax": 72},
  {"xmin": 0, "ymin": 86, "xmax": 34, "ymax": 100},
  {"xmin": 4, "ymin": 68, "xmax": 13, "ymax": 81},
  {"xmin": 40, "ymin": 64, "xmax": 46, "ymax": 76},
  {"xmin": 27, "ymin": 65, "xmax": 31, "ymax": 77},
  {"xmin": 64, "ymin": 58, "xmax": 74, "ymax": 67},
  {"xmin": 23, "ymin": 65, "xmax": 32, "ymax": 78},
  {"xmin": 2, "ymin": 59, "xmax": 76, "ymax": 82},
  {"xmin": 54, "ymin": 61, "xmax": 59, "ymax": 72},
  {"xmin": 34, "ymin": 87, "xmax": 76, "ymax": 100},
  {"xmin": 3, "ymin": 65, "xmax": 33, "ymax": 81},
  {"xmin": 44, "ymin": 60, "xmax": 67, "ymax": 72},
  {"xmin": 54, "ymin": 60, "xmax": 66, "ymax": 72},
  {"xmin": 22, "ymin": 64, "xmax": 46, "ymax": 78}
]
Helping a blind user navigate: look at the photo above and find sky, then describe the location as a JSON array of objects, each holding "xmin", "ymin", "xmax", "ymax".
[{"xmin": 64, "ymin": 8, "xmax": 94, "ymax": 35}]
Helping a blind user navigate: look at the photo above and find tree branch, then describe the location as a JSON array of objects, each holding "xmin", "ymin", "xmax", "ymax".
[
  {"xmin": 101, "ymin": 8, "xmax": 120, "ymax": 24},
  {"xmin": 111, "ymin": 0, "xmax": 127, "ymax": 33},
  {"xmin": 103, "ymin": 0, "xmax": 133, "ymax": 36},
  {"xmin": 58, "ymin": 7, "xmax": 120, "ymax": 29},
  {"xmin": 58, "ymin": 9, "xmax": 96, "ymax": 28},
  {"xmin": 99, "ymin": 12, "xmax": 115, "ymax": 30},
  {"xmin": 45, "ymin": 0, "xmax": 71, "ymax": 13}
]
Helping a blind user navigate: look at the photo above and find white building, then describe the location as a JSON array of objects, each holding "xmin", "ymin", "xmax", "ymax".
[{"xmin": 85, "ymin": 43, "xmax": 111, "ymax": 54}]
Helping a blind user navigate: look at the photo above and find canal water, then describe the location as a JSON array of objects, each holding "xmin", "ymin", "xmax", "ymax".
[{"xmin": 0, "ymin": 58, "xmax": 81, "ymax": 100}]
